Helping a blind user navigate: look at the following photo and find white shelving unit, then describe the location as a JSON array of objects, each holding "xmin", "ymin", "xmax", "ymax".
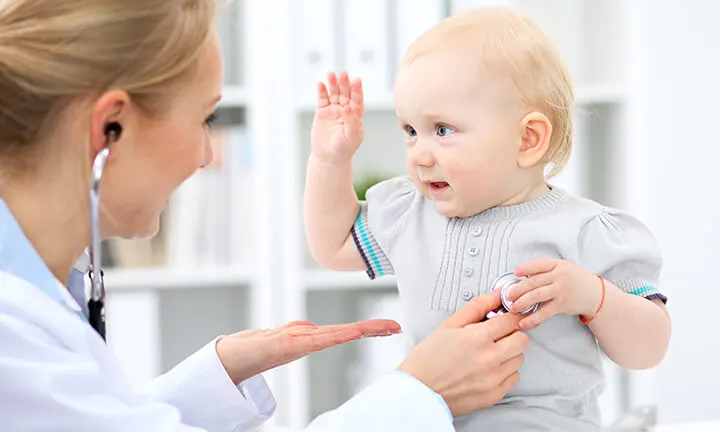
[{"xmin": 104, "ymin": 0, "xmax": 650, "ymax": 430}]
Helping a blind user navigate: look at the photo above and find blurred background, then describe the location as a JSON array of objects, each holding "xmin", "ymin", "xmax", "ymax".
[{"xmin": 102, "ymin": 0, "xmax": 719, "ymax": 430}]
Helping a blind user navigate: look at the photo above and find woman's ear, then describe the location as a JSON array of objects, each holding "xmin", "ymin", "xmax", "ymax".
[
  {"xmin": 517, "ymin": 112, "xmax": 552, "ymax": 169},
  {"xmin": 89, "ymin": 90, "xmax": 130, "ymax": 152}
]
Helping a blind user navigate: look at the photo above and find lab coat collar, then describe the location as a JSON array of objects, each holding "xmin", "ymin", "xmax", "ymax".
[{"xmin": 0, "ymin": 198, "xmax": 85, "ymax": 318}]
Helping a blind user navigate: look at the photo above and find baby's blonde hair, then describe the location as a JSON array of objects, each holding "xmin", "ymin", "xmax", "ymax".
[
  {"xmin": 402, "ymin": 7, "xmax": 573, "ymax": 177},
  {"xmin": 0, "ymin": 0, "xmax": 216, "ymax": 176}
]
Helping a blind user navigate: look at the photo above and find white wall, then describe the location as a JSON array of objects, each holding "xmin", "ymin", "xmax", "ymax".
[{"xmin": 628, "ymin": 0, "xmax": 720, "ymax": 425}]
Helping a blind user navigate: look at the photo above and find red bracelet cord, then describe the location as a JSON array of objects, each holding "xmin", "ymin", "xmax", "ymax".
[{"xmin": 580, "ymin": 275, "xmax": 606, "ymax": 324}]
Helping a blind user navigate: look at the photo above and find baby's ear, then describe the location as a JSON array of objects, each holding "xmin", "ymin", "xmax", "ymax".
[{"xmin": 517, "ymin": 112, "xmax": 552, "ymax": 169}]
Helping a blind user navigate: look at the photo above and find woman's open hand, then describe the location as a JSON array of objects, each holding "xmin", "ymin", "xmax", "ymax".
[{"xmin": 216, "ymin": 319, "xmax": 401, "ymax": 384}]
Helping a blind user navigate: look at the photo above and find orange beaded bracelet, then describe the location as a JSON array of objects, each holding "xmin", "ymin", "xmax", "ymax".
[{"xmin": 580, "ymin": 275, "xmax": 606, "ymax": 324}]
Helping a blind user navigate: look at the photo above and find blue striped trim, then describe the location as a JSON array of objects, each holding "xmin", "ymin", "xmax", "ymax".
[
  {"xmin": 628, "ymin": 286, "xmax": 655, "ymax": 296},
  {"xmin": 646, "ymin": 293, "xmax": 668, "ymax": 304},
  {"xmin": 351, "ymin": 226, "xmax": 375, "ymax": 279},
  {"xmin": 355, "ymin": 208, "xmax": 385, "ymax": 277}
]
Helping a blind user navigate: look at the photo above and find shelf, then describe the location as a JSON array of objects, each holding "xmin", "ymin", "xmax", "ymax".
[
  {"xmin": 295, "ymin": 83, "xmax": 626, "ymax": 113},
  {"xmin": 218, "ymin": 86, "xmax": 248, "ymax": 108},
  {"xmin": 575, "ymin": 83, "xmax": 627, "ymax": 105},
  {"xmin": 303, "ymin": 269, "xmax": 398, "ymax": 292},
  {"xmin": 104, "ymin": 266, "xmax": 254, "ymax": 292}
]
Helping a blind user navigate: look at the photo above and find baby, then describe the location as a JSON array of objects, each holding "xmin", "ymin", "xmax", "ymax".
[{"xmin": 304, "ymin": 7, "xmax": 671, "ymax": 431}]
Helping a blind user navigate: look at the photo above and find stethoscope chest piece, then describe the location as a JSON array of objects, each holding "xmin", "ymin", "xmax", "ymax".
[{"xmin": 485, "ymin": 271, "xmax": 540, "ymax": 320}]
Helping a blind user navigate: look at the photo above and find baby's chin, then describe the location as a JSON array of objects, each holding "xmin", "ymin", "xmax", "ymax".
[
  {"xmin": 433, "ymin": 200, "xmax": 473, "ymax": 218},
  {"xmin": 432, "ymin": 198, "xmax": 493, "ymax": 218}
]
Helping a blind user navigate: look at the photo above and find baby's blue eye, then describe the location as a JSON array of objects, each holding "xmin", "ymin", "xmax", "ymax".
[
  {"xmin": 437, "ymin": 125, "xmax": 455, "ymax": 136},
  {"xmin": 405, "ymin": 126, "xmax": 417, "ymax": 137}
]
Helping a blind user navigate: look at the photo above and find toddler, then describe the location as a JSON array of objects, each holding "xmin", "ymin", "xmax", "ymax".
[{"xmin": 304, "ymin": 7, "xmax": 671, "ymax": 431}]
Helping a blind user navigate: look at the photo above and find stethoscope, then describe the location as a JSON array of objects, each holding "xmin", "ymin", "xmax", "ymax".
[
  {"xmin": 485, "ymin": 272, "xmax": 539, "ymax": 320},
  {"xmin": 86, "ymin": 123, "xmax": 120, "ymax": 341}
]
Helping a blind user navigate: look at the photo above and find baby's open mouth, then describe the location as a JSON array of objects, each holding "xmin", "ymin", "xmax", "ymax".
[{"xmin": 430, "ymin": 181, "xmax": 449, "ymax": 190}]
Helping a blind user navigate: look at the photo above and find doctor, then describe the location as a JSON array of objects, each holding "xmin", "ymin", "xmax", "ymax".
[{"xmin": 0, "ymin": 1, "xmax": 529, "ymax": 431}]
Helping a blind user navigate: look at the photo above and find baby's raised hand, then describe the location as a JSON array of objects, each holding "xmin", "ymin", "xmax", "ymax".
[
  {"xmin": 505, "ymin": 259, "xmax": 604, "ymax": 330},
  {"xmin": 311, "ymin": 71, "xmax": 365, "ymax": 165}
]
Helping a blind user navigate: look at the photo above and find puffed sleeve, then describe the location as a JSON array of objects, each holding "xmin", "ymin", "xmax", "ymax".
[
  {"xmin": 578, "ymin": 208, "xmax": 667, "ymax": 303},
  {"xmin": 351, "ymin": 176, "xmax": 420, "ymax": 279}
]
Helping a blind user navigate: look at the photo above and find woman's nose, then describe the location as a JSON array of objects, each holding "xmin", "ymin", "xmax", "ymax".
[{"xmin": 200, "ymin": 137, "xmax": 215, "ymax": 168}]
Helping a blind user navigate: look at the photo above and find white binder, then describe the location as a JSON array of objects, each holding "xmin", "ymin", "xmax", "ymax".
[
  {"xmin": 450, "ymin": 0, "xmax": 516, "ymax": 14},
  {"xmin": 293, "ymin": 0, "xmax": 337, "ymax": 107},
  {"xmin": 343, "ymin": 0, "xmax": 391, "ymax": 105},
  {"xmin": 394, "ymin": 0, "xmax": 445, "ymax": 64}
]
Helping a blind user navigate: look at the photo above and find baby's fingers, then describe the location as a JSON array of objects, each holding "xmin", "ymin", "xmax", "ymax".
[
  {"xmin": 338, "ymin": 71, "xmax": 351, "ymax": 105},
  {"xmin": 349, "ymin": 77, "xmax": 364, "ymax": 114},
  {"xmin": 327, "ymin": 72, "xmax": 340, "ymax": 105},
  {"xmin": 317, "ymin": 81, "xmax": 330, "ymax": 108},
  {"xmin": 519, "ymin": 302, "xmax": 559, "ymax": 330},
  {"xmin": 506, "ymin": 274, "xmax": 553, "ymax": 302},
  {"xmin": 511, "ymin": 284, "xmax": 556, "ymax": 313}
]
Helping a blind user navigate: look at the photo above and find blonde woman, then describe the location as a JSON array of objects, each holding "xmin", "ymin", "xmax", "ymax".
[{"xmin": 0, "ymin": 1, "xmax": 528, "ymax": 431}]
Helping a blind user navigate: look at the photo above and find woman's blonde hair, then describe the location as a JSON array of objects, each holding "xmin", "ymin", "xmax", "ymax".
[
  {"xmin": 402, "ymin": 7, "xmax": 574, "ymax": 177},
  {"xmin": 0, "ymin": 0, "xmax": 216, "ymax": 174}
]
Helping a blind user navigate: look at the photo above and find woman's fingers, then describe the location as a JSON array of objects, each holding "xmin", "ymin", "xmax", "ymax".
[
  {"xmin": 441, "ymin": 289, "xmax": 503, "ymax": 329},
  {"xmin": 496, "ymin": 370, "xmax": 521, "ymax": 398},
  {"xmin": 282, "ymin": 319, "xmax": 402, "ymax": 355},
  {"xmin": 519, "ymin": 302, "xmax": 559, "ymax": 330},
  {"xmin": 352, "ymin": 318, "xmax": 402, "ymax": 336},
  {"xmin": 287, "ymin": 319, "xmax": 401, "ymax": 338},
  {"xmin": 494, "ymin": 330, "xmax": 530, "ymax": 361},
  {"xmin": 279, "ymin": 320, "xmax": 315, "ymax": 330},
  {"xmin": 465, "ymin": 312, "xmax": 522, "ymax": 342}
]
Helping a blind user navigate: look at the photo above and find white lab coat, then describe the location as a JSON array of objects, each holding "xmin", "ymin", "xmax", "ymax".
[
  {"xmin": 0, "ymin": 271, "xmax": 454, "ymax": 431},
  {"xmin": 0, "ymin": 202, "xmax": 454, "ymax": 431}
]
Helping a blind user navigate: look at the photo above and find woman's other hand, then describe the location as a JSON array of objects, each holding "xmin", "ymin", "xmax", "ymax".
[
  {"xmin": 397, "ymin": 290, "xmax": 529, "ymax": 416},
  {"xmin": 216, "ymin": 319, "xmax": 401, "ymax": 384}
]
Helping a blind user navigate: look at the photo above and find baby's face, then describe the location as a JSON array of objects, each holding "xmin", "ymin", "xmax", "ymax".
[{"xmin": 394, "ymin": 50, "xmax": 528, "ymax": 217}]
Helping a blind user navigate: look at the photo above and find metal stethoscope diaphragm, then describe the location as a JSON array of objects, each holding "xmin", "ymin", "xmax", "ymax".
[{"xmin": 485, "ymin": 271, "xmax": 539, "ymax": 320}]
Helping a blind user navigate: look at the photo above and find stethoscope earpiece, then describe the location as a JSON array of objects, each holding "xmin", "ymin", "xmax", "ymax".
[{"xmin": 104, "ymin": 122, "xmax": 122, "ymax": 143}]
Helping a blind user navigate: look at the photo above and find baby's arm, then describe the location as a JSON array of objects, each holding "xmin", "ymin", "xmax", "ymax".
[
  {"xmin": 586, "ymin": 281, "xmax": 670, "ymax": 370},
  {"xmin": 305, "ymin": 156, "xmax": 364, "ymax": 270},
  {"xmin": 508, "ymin": 210, "xmax": 670, "ymax": 369},
  {"xmin": 579, "ymin": 211, "xmax": 670, "ymax": 369},
  {"xmin": 304, "ymin": 72, "xmax": 365, "ymax": 271}
]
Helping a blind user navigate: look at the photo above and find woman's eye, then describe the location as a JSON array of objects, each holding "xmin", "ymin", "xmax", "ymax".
[
  {"xmin": 437, "ymin": 125, "xmax": 456, "ymax": 137},
  {"xmin": 205, "ymin": 112, "xmax": 217, "ymax": 127}
]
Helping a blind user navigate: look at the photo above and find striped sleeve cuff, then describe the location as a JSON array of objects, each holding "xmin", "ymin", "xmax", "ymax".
[
  {"xmin": 615, "ymin": 276, "xmax": 667, "ymax": 304},
  {"xmin": 351, "ymin": 201, "xmax": 394, "ymax": 280}
]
